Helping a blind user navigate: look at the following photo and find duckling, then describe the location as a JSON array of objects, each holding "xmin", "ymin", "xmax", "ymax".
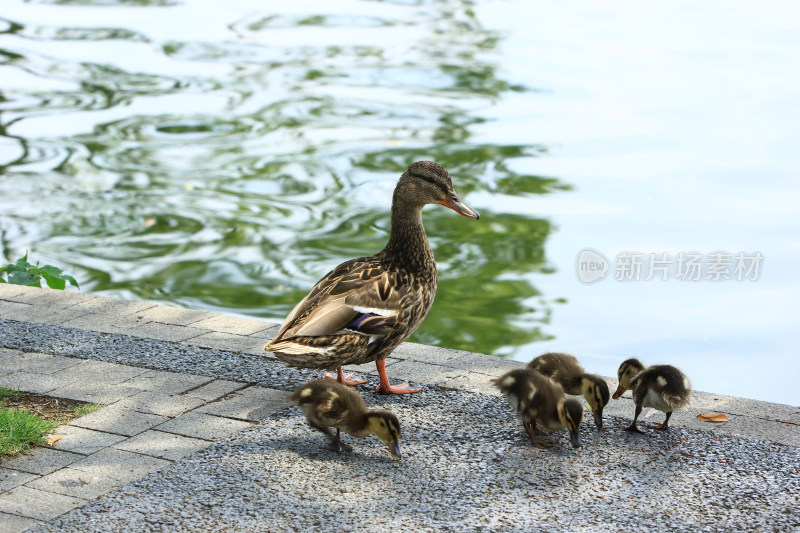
[
  {"xmin": 612, "ymin": 358, "xmax": 691, "ymax": 433},
  {"xmin": 527, "ymin": 352, "xmax": 610, "ymax": 430},
  {"xmin": 493, "ymin": 368, "xmax": 584, "ymax": 449},
  {"xmin": 285, "ymin": 379, "xmax": 402, "ymax": 460}
]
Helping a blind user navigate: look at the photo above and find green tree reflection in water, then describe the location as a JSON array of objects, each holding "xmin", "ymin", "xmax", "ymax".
[
  {"xmin": 354, "ymin": 143, "xmax": 567, "ymax": 355},
  {"xmin": 0, "ymin": 1, "xmax": 571, "ymax": 357}
]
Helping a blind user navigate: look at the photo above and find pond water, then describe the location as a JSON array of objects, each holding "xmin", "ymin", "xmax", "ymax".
[{"xmin": 2, "ymin": 1, "xmax": 798, "ymax": 405}]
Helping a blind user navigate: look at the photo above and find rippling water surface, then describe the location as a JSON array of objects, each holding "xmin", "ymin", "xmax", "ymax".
[{"xmin": 2, "ymin": 1, "xmax": 798, "ymax": 404}]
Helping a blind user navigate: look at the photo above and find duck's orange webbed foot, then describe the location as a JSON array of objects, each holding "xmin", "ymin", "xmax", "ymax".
[
  {"xmin": 325, "ymin": 367, "xmax": 368, "ymax": 387},
  {"xmin": 375, "ymin": 382, "xmax": 421, "ymax": 395},
  {"xmin": 374, "ymin": 360, "xmax": 421, "ymax": 395}
]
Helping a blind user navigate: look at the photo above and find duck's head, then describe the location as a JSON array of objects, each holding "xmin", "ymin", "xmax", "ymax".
[
  {"xmin": 612, "ymin": 358, "xmax": 646, "ymax": 399},
  {"xmin": 395, "ymin": 161, "xmax": 479, "ymax": 220},
  {"xmin": 581, "ymin": 374, "xmax": 610, "ymax": 430},
  {"xmin": 558, "ymin": 398, "xmax": 584, "ymax": 448},
  {"xmin": 366, "ymin": 410, "xmax": 402, "ymax": 461}
]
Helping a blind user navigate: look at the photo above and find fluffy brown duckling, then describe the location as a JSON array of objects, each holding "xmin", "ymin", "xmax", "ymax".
[
  {"xmin": 493, "ymin": 368, "xmax": 584, "ymax": 449},
  {"xmin": 266, "ymin": 161, "xmax": 479, "ymax": 394},
  {"xmin": 285, "ymin": 379, "xmax": 402, "ymax": 460},
  {"xmin": 612, "ymin": 358, "xmax": 691, "ymax": 433},
  {"xmin": 528, "ymin": 352, "xmax": 610, "ymax": 430}
]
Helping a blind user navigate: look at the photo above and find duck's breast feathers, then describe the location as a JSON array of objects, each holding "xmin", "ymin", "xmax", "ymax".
[{"xmin": 634, "ymin": 365, "xmax": 691, "ymax": 408}]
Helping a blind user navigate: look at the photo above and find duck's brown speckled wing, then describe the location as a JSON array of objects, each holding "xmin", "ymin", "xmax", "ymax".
[
  {"xmin": 528, "ymin": 352, "xmax": 584, "ymax": 395},
  {"xmin": 266, "ymin": 256, "xmax": 418, "ymax": 369}
]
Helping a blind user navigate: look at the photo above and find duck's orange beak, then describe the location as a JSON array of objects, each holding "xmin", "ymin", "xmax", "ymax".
[{"xmin": 440, "ymin": 193, "xmax": 480, "ymax": 220}]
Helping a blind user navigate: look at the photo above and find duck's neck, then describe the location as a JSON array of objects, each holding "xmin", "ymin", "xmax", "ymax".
[
  {"xmin": 382, "ymin": 203, "xmax": 435, "ymax": 274},
  {"xmin": 350, "ymin": 412, "xmax": 371, "ymax": 438}
]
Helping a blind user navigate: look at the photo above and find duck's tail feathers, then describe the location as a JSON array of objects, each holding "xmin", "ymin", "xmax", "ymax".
[{"xmin": 666, "ymin": 393, "xmax": 691, "ymax": 409}]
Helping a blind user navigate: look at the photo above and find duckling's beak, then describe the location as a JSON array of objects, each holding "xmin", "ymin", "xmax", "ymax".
[
  {"xmin": 388, "ymin": 440, "xmax": 401, "ymax": 461},
  {"xmin": 612, "ymin": 385, "xmax": 626, "ymax": 400},
  {"xmin": 440, "ymin": 194, "xmax": 480, "ymax": 220},
  {"xmin": 593, "ymin": 408, "xmax": 604, "ymax": 430},
  {"xmin": 570, "ymin": 429, "xmax": 582, "ymax": 449}
]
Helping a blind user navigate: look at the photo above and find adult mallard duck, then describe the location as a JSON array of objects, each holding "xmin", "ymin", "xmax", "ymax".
[
  {"xmin": 493, "ymin": 368, "xmax": 584, "ymax": 449},
  {"xmin": 527, "ymin": 352, "xmax": 610, "ymax": 430},
  {"xmin": 285, "ymin": 379, "xmax": 402, "ymax": 460},
  {"xmin": 612, "ymin": 358, "xmax": 691, "ymax": 433},
  {"xmin": 266, "ymin": 161, "xmax": 479, "ymax": 394}
]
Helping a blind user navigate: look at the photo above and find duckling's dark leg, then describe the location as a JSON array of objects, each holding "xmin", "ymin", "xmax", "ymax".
[
  {"xmin": 527, "ymin": 421, "xmax": 549, "ymax": 436},
  {"xmin": 325, "ymin": 366, "xmax": 368, "ymax": 387},
  {"xmin": 523, "ymin": 421, "xmax": 555, "ymax": 448},
  {"xmin": 523, "ymin": 421, "xmax": 537, "ymax": 443},
  {"xmin": 624, "ymin": 402, "xmax": 647, "ymax": 434},
  {"xmin": 309, "ymin": 422, "xmax": 353, "ymax": 452},
  {"xmin": 651, "ymin": 411, "xmax": 672, "ymax": 430},
  {"xmin": 374, "ymin": 359, "xmax": 421, "ymax": 394},
  {"xmin": 325, "ymin": 428, "xmax": 353, "ymax": 453},
  {"xmin": 532, "ymin": 438, "xmax": 557, "ymax": 449}
]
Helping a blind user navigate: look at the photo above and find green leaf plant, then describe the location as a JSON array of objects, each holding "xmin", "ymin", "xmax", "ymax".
[{"xmin": 0, "ymin": 252, "xmax": 79, "ymax": 290}]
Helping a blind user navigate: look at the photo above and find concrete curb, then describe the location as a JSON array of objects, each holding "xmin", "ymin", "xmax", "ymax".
[{"xmin": 0, "ymin": 285, "xmax": 798, "ymax": 531}]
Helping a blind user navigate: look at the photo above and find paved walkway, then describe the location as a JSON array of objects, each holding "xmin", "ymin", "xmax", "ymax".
[{"xmin": 0, "ymin": 285, "xmax": 798, "ymax": 532}]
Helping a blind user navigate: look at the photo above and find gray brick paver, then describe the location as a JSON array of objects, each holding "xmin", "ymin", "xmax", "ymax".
[
  {"xmin": 196, "ymin": 386, "xmax": 287, "ymax": 421},
  {"xmin": 0, "ymin": 468, "xmax": 38, "ymax": 492},
  {"xmin": 183, "ymin": 379, "xmax": 248, "ymax": 402},
  {"xmin": 125, "ymin": 322, "xmax": 207, "ymax": 342},
  {"xmin": 47, "ymin": 425, "xmax": 127, "ymax": 455},
  {"xmin": 190, "ymin": 314, "xmax": 276, "ymax": 335},
  {"xmin": 0, "ymin": 486, "xmax": 87, "ymax": 521},
  {"xmin": 70, "ymin": 404, "xmax": 168, "ymax": 437},
  {"xmin": 0, "ymin": 372, "xmax": 79, "ymax": 395},
  {"xmin": 0, "ymin": 352, "xmax": 83, "ymax": 375},
  {"xmin": 121, "ymin": 369, "xmax": 213, "ymax": 394},
  {"xmin": 0, "ymin": 511, "xmax": 44, "ymax": 533},
  {"xmin": 155, "ymin": 411, "xmax": 253, "ymax": 441},
  {"xmin": 114, "ymin": 430, "xmax": 212, "ymax": 461},
  {"xmin": 68, "ymin": 448, "xmax": 171, "ymax": 483},
  {"xmin": 2, "ymin": 448, "xmax": 84, "ymax": 476},
  {"xmin": 114, "ymin": 390, "xmax": 207, "ymax": 418},
  {"xmin": 26, "ymin": 467, "xmax": 123, "ymax": 500},
  {"xmin": 185, "ymin": 331, "xmax": 272, "ymax": 354}
]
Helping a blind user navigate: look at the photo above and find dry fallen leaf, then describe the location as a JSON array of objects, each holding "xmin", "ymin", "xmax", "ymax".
[
  {"xmin": 144, "ymin": 218, "xmax": 155, "ymax": 227},
  {"xmin": 697, "ymin": 413, "xmax": 730, "ymax": 423},
  {"xmin": 47, "ymin": 436, "xmax": 62, "ymax": 446}
]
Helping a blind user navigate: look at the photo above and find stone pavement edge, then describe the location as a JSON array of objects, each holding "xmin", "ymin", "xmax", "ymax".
[{"xmin": 0, "ymin": 285, "xmax": 798, "ymax": 531}]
